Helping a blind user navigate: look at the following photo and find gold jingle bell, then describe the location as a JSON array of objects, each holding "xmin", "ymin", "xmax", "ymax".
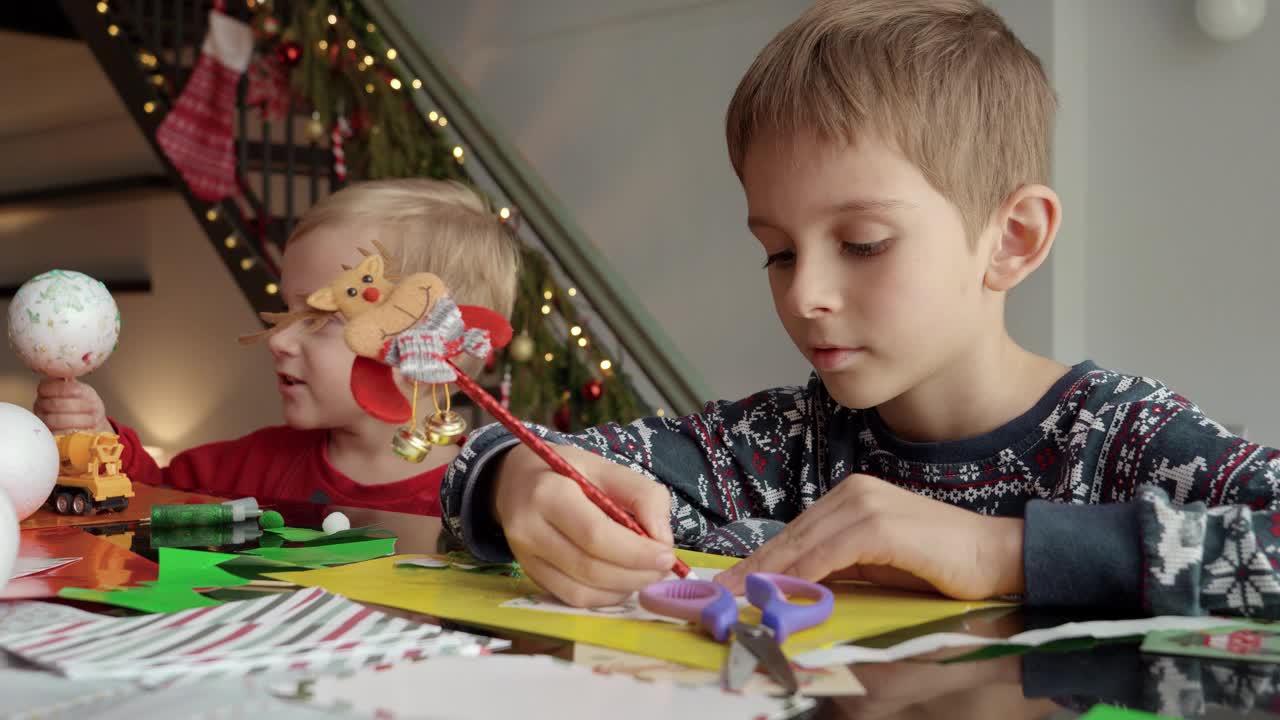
[
  {"xmin": 425, "ymin": 410, "xmax": 468, "ymax": 446},
  {"xmin": 392, "ymin": 426, "xmax": 432, "ymax": 463}
]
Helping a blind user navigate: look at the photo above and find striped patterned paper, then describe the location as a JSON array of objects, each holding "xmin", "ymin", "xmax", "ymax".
[{"xmin": 0, "ymin": 587, "xmax": 508, "ymax": 683}]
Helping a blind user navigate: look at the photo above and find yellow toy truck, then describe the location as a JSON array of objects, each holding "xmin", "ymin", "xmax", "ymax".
[{"xmin": 47, "ymin": 431, "xmax": 134, "ymax": 515}]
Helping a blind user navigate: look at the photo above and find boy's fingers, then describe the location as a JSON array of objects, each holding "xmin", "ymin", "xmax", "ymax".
[
  {"xmin": 517, "ymin": 554, "xmax": 632, "ymax": 609},
  {"xmin": 592, "ymin": 468, "xmax": 673, "ymax": 546},
  {"xmin": 36, "ymin": 379, "xmax": 84, "ymax": 399},
  {"xmin": 545, "ymin": 486, "xmax": 675, "ymax": 574},
  {"xmin": 34, "ymin": 397, "xmax": 91, "ymax": 414},
  {"xmin": 39, "ymin": 413, "xmax": 98, "ymax": 433},
  {"xmin": 523, "ymin": 518, "xmax": 667, "ymax": 593}
]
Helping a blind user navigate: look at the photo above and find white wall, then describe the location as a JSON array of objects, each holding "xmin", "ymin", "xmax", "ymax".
[
  {"xmin": 1081, "ymin": 0, "xmax": 1280, "ymax": 443},
  {"xmin": 389, "ymin": 0, "xmax": 816, "ymax": 402}
]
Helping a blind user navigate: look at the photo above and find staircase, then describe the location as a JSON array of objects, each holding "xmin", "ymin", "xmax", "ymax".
[{"xmin": 56, "ymin": 0, "xmax": 710, "ymax": 420}]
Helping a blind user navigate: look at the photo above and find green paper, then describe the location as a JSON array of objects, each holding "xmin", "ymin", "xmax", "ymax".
[
  {"xmin": 156, "ymin": 548, "xmax": 251, "ymax": 588},
  {"xmin": 241, "ymin": 537, "xmax": 396, "ymax": 568},
  {"xmin": 1141, "ymin": 621, "xmax": 1280, "ymax": 664},
  {"xmin": 262, "ymin": 525, "xmax": 393, "ymax": 545},
  {"xmin": 59, "ymin": 586, "xmax": 221, "ymax": 613},
  {"xmin": 1079, "ymin": 704, "xmax": 1171, "ymax": 720},
  {"xmin": 219, "ymin": 554, "xmax": 308, "ymax": 571}
]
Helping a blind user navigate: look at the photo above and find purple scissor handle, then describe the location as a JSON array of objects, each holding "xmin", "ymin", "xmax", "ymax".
[{"xmin": 638, "ymin": 572, "xmax": 834, "ymax": 643}]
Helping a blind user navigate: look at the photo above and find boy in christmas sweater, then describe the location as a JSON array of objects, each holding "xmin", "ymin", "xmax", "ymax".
[
  {"xmin": 439, "ymin": 0, "xmax": 1280, "ymax": 617},
  {"xmin": 34, "ymin": 179, "xmax": 519, "ymax": 518}
]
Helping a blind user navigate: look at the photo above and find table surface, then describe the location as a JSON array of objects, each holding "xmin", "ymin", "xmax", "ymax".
[{"xmin": 19, "ymin": 507, "xmax": 1277, "ymax": 720}]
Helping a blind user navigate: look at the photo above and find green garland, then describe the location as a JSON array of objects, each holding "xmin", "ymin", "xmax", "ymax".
[{"xmin": 258, "ymin": 0, "xmax": 651, "ymax": 430}]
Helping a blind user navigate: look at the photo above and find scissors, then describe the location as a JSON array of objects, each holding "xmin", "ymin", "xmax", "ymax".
[{"xmin": 638, "ymin": 573, "xmax": 834, "ymax": 694}]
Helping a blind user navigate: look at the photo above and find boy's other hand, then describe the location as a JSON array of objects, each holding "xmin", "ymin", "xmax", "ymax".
[
  {"xmin": 716, "ymin": 474, "xmax": 1024, "ymax": 601},
  {"xmin": 33, "ymin": 378, "xmax": 112, "ymax": 434},
  {"xmin": 492, "ymin": 443, "xmax": 676, "ymax": 608}
]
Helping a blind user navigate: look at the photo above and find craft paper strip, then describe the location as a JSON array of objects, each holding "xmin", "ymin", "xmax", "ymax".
[
  {"xmin": 296, "ymin": 654, "xmax": 814, "ymax": 720},
  {"xmin": 266, "ymin": 550, "xmax": 1003, "ymax": 671},
  {"xmin": 8, "ymin": 557, "xmax": 80, "ymax": 580},
  {"xmin": 261, "ymin": 525, "xmax": 392, "ymax": 544},
  {"xmin": 155, "ymin": 548, "xmax": 251, "ymax": 588},
  {"xmin": 58, "ymin": 585, "xmax": 222, "ymax": 613},
  {"xmin": 243, "ymin": 537, "xmax": 396, "ymax": 567},
  {"xmin": 1141, "ymin": 621, "xmax": 1280, "ymax": 664},
  {"xmin": 573, "ymin": 643, "xmax": 865, "ymax": 697},
  {"xmin": 0, "ymin": 601, "xmax": 104, "ymax": 636},
  {"xmin": 19, "ymin": 483, "xmax": 227, "ymax": 530},
  {"xmin": 793, "ymin": 615, "xmax": 1237, "ymax": 667},
  {"xmin": 0, "ymin": 587, "xmax": 507, "ymax": 683},
  {"xmin": 3, "ymin": 527, "xmax": 158, "ymax": 600},
  {"xmin": 1079, "ymin": 705, "xmax": 1170, "ymax": 720}
]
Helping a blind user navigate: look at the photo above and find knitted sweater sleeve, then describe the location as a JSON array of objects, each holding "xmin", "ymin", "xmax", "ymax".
[
  {"xmin": 1024, "ymin": 374, "xmax": 1280, "ymax": 616},
  {"xmin": 441, "ymin": 379, "xmax": 831, "ymax": 563}
]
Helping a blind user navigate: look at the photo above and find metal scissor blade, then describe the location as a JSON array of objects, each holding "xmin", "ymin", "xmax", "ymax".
[{"xmin": 723, "ymin": 623, "xmax": 799, "ymax": 695}]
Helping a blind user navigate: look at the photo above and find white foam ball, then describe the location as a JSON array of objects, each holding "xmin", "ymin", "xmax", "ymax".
[
  {"xmin": 7, "ymin": 269, "xmax": 120, "ymax": 379},
  {"xmin": 1195, "ymin": 0, "xmax": 1267, "ymax": 42},
  {"xmin": 0, "ymin": 489, "xmax": 17, "ymax": 593},
  {"xmin": 0, "ymin": 403, "xmax": 60, "ymax": 520},
  {"xmin": 322, "ymin": 511, "xmax": 351, "ymax": 534}
]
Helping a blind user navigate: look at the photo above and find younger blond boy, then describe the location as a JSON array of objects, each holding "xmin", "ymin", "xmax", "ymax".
[{"xmin": 35, "ymin": 179, "xmax": 520, "ymax": 518}]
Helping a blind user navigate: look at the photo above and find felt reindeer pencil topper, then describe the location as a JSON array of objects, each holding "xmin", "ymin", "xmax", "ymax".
[{"xmin": 254, "ymin": 244, "xmax": 692, "ymax": 579}]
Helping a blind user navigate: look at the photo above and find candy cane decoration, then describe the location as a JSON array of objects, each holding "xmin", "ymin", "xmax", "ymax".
[{"xmin": 331, "ymin": 115, "xmax": 352, "ymax": 182}]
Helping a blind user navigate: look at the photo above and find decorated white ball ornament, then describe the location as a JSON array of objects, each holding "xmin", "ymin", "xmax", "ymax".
[
  {"xmin": 0, "ymin": 489, "xmax": 17, "ymax": 593},
  {"xmin": 7, "ymin": 270, "xmax": 120, "ymax": 379},
  {"xmin": 0, "ymin": 403, "xmax": 60, "ymax": 521},
  {"xmin": 322, "ymin": 511, "xmax": 351, "ymax": 535}
]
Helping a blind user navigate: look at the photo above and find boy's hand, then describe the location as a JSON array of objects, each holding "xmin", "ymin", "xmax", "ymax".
[
  {"xmin": 33, "ymin": 379, "xmax": 112, "ymax": 434},
  {"xmin": 716, "ymin": 474, "xmax": 1024, "ymax": 600},
  {"xmin": 492, "ymin": 444, "xmax": 676, "ymax": 608}
]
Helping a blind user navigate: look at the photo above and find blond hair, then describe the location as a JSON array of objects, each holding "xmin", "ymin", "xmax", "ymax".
[
  {"xmin": 726, "ymin": 0, "xmax": 1055, "ymax": 241},
  {"xmin": 290, "ymin": 178, "xmax": 520, "ymax": 321}
]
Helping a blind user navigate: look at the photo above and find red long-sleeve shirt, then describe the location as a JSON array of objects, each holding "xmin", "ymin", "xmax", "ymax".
[{"xmin": 112, "ymin": 420, "xmax": 444, "ymax": 517}]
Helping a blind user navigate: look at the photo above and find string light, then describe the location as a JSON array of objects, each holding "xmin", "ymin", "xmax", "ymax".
[
  {"xmin": 96, "ymin": 2, "xmax": 108, "ymax": 13},
  {"xmin": 569, "ymin": 326, "xmax": 581, "ymax": 336},
  {"xmin": 142, "ymin": 101, "xmax": 155, "ymax": 113},
  {"xmin": 577, "ymin": 337, "xmax": 588, "ymax": 348},
  {"xmin": 386, "ymin": 48, "xmax": 397, "ymax": 60},
  {"xmin": 452, "ymin": 146, "xmax": 464, "ymax": 161},
  {"xmin": 265, "ymin": 283, "xmax": 279, "ymax": 295},
  {"xmin": 544, "ymin": 352, "xmax": 554, "ymax": 362},
  {"xmin": 540, "ymin": 304, "xmax": 551, "ymax": 315},
  {"xmin": 542, "ymin": 290, "xmax": 552, "ymax": 300},
  {"xmin": 139, "ymin": 52, "xmax": 156, "ymax": 67},
  {"xmin": 656, "ymin": 408, "xmax": 666, "ymax": 417},
  {"xmin": 428, "ymin": 111, "xmax": 439, "ymax": 122},
  {"xmin": 107, "ymin": 24, "xmax": 120, "ymax": 36},
  {"xmin": 356, "ymin": 62, "xmax": 367, "ymax": 71},
  {"xmin": 499, "ymin": 207, "xmax": 511, "ymax": 220},
  {"xmin": 363, "ymin": 54, "xmax": 374, "ymax": 66},
  {"xmin": 600, "ymin": 360, "xmax": 612, "ymax": 371},
  {"xmin": 365, "ymin": 83, "xmax": 375, "ymax": 94},
  {"xmin": 326, "ymin": 13, "xmax": 337, "ymax": 25},
  {"xmin": 240, "ymin": 258, "xmax": 254, "ymax": 270},
  {"xmin": 151, "ymin": 74, "xmax": 164, "ymax": 86},
  {"xmin": 568, "ymin": 287, "xmax": 578, "ymax": 297},
  {"xmin": 346, "ymin": 39, "xmax": 356, "ymax": 50},
  {"xmin": 438, "ymin": 117, "xmax": 448, "ymax": 127},
  {"xmin": 389, "ymin": 78, "xmax": 402, "ymax": 90},
  {"xmin": 205, "ymin": 209, "xmax": 219, "ymax": 221},
  {"xmin": 412, "ymin": 78, "xmax": 422, "ymax": 89},
  {"xmin": 318, "ymin": 40, "xmax": 328, "ymax": 51},
  {"xmin": 366, "ymin": 23, "xmax": 376, "ymax": 32},
  {"xmin": 224, "ymin": 235, "xmax": 238, "ymax": 249}
]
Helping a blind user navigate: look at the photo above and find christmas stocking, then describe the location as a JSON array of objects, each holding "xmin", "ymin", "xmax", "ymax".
[{"xmin": 155, "ymin": 9, "xmax": 254, "ymax": 202}]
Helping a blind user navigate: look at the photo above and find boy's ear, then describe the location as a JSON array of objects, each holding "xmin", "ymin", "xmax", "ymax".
[
  {"xmin": 307, "ymin": 287, "xmax": 340, "ymax": 312},
  {"xmin": 984, "ymin": 184, "xmax": 1061, "ymax": 292},
  {"xmin": 358, "ymin": 253, "xmax": 385, "ymax": 278}
]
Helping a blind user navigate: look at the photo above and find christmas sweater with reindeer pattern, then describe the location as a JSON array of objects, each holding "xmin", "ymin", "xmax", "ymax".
[{"xmin": 442, "ymin": 361, "xmax": 1280, "ymax": 617}]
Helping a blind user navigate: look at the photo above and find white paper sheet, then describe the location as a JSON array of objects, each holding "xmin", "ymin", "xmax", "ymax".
[
  {"xmin": 499, "ymin": 567, "xmax": 731, "ymax": 623},
  {"xmin": 793, "ymin": 615, "xmax": 1239, "ymax": 667},
  {"xmin": 8, "ymin": 557, "xmax": 79, "ymax": 580},
  {"xmin": 297, "ymin": 654, "xmax": 814, "ymax": 720},
  {"xmin": 0, "ymin": 601, "xmax": 102, "ymax": 636}
]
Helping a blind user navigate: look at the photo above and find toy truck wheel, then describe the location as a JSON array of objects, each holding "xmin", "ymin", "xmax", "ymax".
[
  {"xmin": 71, "ymin": 492, "xmax": 94, "ymax": 516},
  {"xmin": 54, "ymin": 492, "xmax": 73, "ymax": 514}
]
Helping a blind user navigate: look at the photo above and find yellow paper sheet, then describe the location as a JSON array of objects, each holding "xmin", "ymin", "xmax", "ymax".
[{"xmin": 266, "ymin": 550, "xmax": 1007, "ymax": 671}]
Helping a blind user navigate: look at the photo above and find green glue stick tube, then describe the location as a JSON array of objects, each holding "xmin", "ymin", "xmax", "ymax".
[{"xmin": 150, "ymin": 503, "xmax": 237, "ymax": 528}]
